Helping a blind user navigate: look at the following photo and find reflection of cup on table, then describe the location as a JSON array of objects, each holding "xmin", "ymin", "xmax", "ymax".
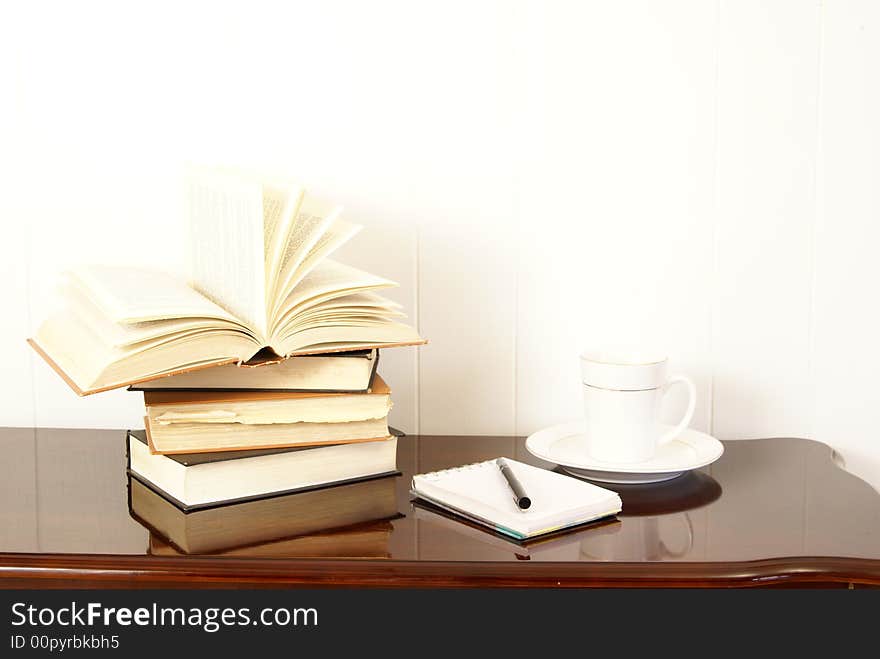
[
  {"xmin": 580, "ymin": 351, "xmax": 696, "ymax": 464},
  {"xmin": 578, "ymin": 513, "xmax": 694, "ymax": 562},
  {"xmin": 574, "ymin": 470, "xmax": 721, "ymax": 563}
]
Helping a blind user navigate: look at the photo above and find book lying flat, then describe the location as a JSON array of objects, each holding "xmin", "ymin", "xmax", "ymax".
[
  {"xmin": 127, "ymin": 429, "xmax": 398, "ymax": 509},
  {"xmin": 410, "ymin": 459, "xmax": 622, "ymax": 541},
  {"xmin": 143, "ymin": 374, "xmax": 392, "ymax": 428},
  {"xmin": 130, "ymin": 348, "xmax": 379, "ymax": 393},
  {"xmin": 144, "ymin": 416, "xmax": 390, "ymax": 454},
  {"xmin": 129, "ymin": 474, "xmax": 398, "ymax": 554},
  {"xmin": 29, "ymin": 167, "xmax": 425, "ymax": 396}
]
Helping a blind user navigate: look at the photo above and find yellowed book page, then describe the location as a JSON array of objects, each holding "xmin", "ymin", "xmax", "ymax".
[
  {"xmin": 67, "ymin": 266, "xmax": 240, "ymax": 324},
  {"xmin": 274, "ymin": 296, "xmax": 403, "ymax": 343},
  {"xmin": 279, "ymin": 321, "xmax": 425, "ymax": 356},
  {"xmin": 284, "ymin": 292, "xmax": 405, "ymax": 326},
  {"xmin": 33, "ymin": 307, "xmax": 127, "ymax": 392},
  {"xmin": 262, "ymin": 181, "xmax": 304, "ymax": 295},
  {"xmin": 270, "ymin": 197, "xmax": 352, "ymax": 304},
  {"xmin": 271, "ymin": 219, "xmax": 362, "ymax": 319},
  {"xmin": 150, "ymin": 393, "xmax": 392, "ymax": 425},
  {"xmin": 289, "ymin": 310, "xmax": 405, "ymax": 331},
  {"xmin": 272, "ymin": 259, "xmax": 396, "ymax": 332},
  {"xmin": 32, "ymin": 306, "xmax": 259, "ymax": 395},
  {"xmin": 303, "ymin": 291, "xmax": 403, "ymax": 313},
  {"xmin": 186, "ymin": 167, "xmax": 267, "ymax": 338},
  {"xmin": 150, "ymin": 417, "xmax": 390, "ymax": 453},
  {"xmin": 65, "ymin": 284, "xmax": 250, "ymax": 348}
]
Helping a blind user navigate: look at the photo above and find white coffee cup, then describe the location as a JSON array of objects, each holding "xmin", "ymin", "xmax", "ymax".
[{"xmin": 580, "ymin": 351, "xmax": 696, "ymax": 464}]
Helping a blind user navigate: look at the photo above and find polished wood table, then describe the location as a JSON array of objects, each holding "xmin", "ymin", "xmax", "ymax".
[{"xmin": 1, "ymin": 428, "xmax": 879, "ymax": 588}]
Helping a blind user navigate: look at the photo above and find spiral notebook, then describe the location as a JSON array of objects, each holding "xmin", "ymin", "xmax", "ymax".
[{"xmin": 410, "ymin": 458, "xmax": 622, "ymax": 540}]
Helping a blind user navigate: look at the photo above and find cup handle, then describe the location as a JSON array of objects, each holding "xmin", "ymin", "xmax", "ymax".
[{"xmin": 659, "ymin": 375, "xmax": 696, "ymax": 444}]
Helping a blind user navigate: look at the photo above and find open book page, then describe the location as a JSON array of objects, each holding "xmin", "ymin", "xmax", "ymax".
[
  {"xmin": 270, "ymin": 197, "xmax": 348, "ymax": 310},
  {"xmin": 66, "ymin": 266, "xmax": 241, "ymax": 324},
  {"xmin": 309, "ymin": 291, "xmax": 403, "ymax": 313},
  {"xmin": 186, "ymin": 167, "xmax": 268, "ymax": 338},
  {"xmin": 288, "ymin": 293, "xmax": 405, "ymax": 327},
  {"xmin": 286, "ymin": 312, "xmax": 405, "ymax": 334},
  {"xmin": 285, "ymin": 293, "xmax": 405, "ymax": 331},
  {"xmin": 274, "ymin": 219, "xmax": 363, "ymax": 316},
  {"xmin": 271, "ymin": 259, "xmax": 397, "ymax": 336},
  {"xmin": 32, "ymin": 306, "xmax": 259, "ymax": 394},
  {"xmin": 66, "ymin": 283, "xmax": 252, "ymax": 348},
  {"xmin": 277, "ymin": 322, "xmax": 425, "ymax": 356},
  {"xmin": 262, "ymin": 181, "xmax": 304, "ymax": 296},
  {"xmin": 33, "ymin": 306, "xmax": 131, "ymax": 392}
]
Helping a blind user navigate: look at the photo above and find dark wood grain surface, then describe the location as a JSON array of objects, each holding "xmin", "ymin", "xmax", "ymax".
[{"xmin": 1, "ymin": 429, "xmax": 879, "ymax": 588}]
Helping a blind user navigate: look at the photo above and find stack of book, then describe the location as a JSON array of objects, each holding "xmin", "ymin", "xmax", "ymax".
[
  {"xmin": 126, "ymin": 349, "xmax": 400, "ymax": 510},
  {"xmin": 28, "ymin": 168, "xmax": 425, "ymax": 553}
]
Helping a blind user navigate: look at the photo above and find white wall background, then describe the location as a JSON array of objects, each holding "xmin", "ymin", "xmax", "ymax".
[{"xmin": 2, "ymin": 1, "xmax": 879, "ymax": 485}]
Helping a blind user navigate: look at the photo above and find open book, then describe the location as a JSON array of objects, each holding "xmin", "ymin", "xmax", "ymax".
[{"xmin": 29, "ymin": 168, "xmax": 425, "ymax": 395}]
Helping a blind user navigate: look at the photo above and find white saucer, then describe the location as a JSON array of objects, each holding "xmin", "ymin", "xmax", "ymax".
[{"xmin": 525, "ymin": 421, "xmax": 724, "ymax": 484}]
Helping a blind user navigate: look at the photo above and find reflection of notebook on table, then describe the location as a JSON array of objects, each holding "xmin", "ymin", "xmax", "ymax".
[
  {"xmin": 411, "ymin": 458, "xmax": 622, "ymax": 541},
  {"xmin": 412, "ymin": 500, "xmax": 621, "ymax": 558}
]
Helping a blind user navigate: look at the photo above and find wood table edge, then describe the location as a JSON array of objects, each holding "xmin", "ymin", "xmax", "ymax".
[{"xmin": 1, "ymin": 553, "xmax": 879, "ymax": 588}]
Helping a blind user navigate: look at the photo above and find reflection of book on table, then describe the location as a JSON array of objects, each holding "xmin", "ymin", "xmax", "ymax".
[
  {"xmin": 411, "ymin": 458, "xmax": 622, "ymax": 541},
  {"xmin": 148, "ymin": 522, "xmax": 394, "ymax": 559},
  {"xmin": 29, "ymin": 167, "xmax": 424, "ymax": 396},
  {"xmin": 129, "ymin": 475, "xmax": 398, "ymax": 554},
  {"xmin": 127, "ymin": 429, "xmax": 398, "ymax": 509},
  {"xmin": 142, "ymin": 375, "xmax": 393, "ymax": 454},
  {"xmin": 412, "ymin": 500, "xmax": 620, "ymax": 559}
]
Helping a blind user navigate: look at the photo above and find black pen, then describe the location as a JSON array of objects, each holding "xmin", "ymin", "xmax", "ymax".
[{"xmin": 496, "ymin": 458, "xmax": 531, "ymax": 510}]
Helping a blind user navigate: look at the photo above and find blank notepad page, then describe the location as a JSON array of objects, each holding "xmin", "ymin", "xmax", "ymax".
[{"xmin": 411, "ymin": 459, "xmax": 622, "ymax": 539}]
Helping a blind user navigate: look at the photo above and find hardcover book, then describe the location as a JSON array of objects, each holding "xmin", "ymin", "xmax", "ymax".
[
  {"xmin": 129, "ymin": 348, "xmax": 379, "ymax": 393},
  {"xmin": 129, "ymin": 475, "xmax": 399, "ymax": 554},
  {"xmin": 143, "ymin": 375, "xmax": 393, "ymax": 454},
  {"xmin": 144, "ymin": 374, "xmax": 392, "ymax": 427},
  {"xmin": 144, "ymin": 415, "xmax": 391, "ymax": 454},
  {"xmin": 126, "ymin": 429, "xmax": 399, "ymax": 509}
]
